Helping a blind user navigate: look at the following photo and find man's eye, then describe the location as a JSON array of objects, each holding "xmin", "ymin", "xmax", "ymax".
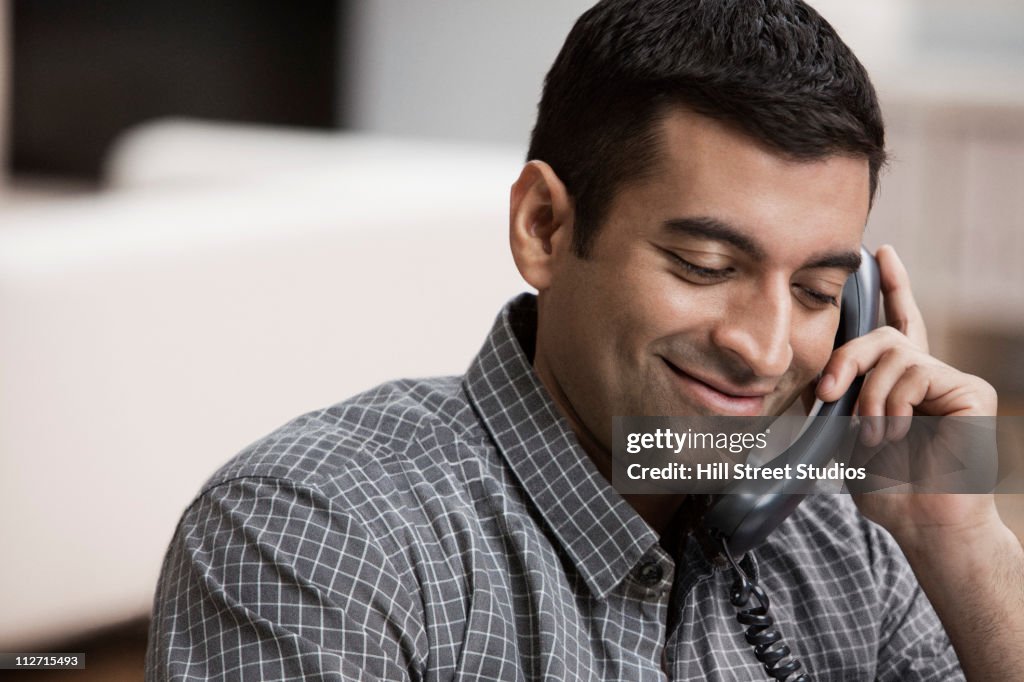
[
  {"xmin": 795, "ymin": 285, "xmax": 839, "ymax": 308},
  {"xmin": 666, "ymin": 251, "xmax": 732, "ymax": 281}
]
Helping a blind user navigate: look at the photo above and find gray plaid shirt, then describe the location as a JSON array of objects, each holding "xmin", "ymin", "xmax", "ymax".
[{"xmin": 147, "ymin": 293, "xmax": 963, "ymax": 681}]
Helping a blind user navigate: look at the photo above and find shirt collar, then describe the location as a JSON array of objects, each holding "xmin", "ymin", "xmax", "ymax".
[{"xmin": 463, "ymin": 293, "xmax": 660, "ymax": 600}]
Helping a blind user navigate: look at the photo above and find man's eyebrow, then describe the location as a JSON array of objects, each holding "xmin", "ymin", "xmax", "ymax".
[
  {"xmin": 663, "ymin": 216, "xmax": 863, "ymax": 273},
  {"xmin": 662, "ymin": 217, "xmax": 765, "ymax": 259},
  {"xmin": 802, "ymin": 251, "xmax": 862, "ymax": 273}
]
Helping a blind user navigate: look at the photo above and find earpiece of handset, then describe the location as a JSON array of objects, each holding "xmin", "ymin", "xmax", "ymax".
[
  {"xmin": 702, "ymin": 247, "xmax": 880, "ymax": 558},
  {"xmin": 819, "ymin": 246, "xmax": 880, "ymax": 418}
]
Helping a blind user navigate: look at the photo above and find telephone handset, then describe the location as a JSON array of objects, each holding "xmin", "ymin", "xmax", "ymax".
[
  {"xmin": 702, "ymin": 246, "xmax": 880, "ymax": 556},
  {"xmin": 698, "ymin": 247, "xmax": 880, "ymax": 682}
]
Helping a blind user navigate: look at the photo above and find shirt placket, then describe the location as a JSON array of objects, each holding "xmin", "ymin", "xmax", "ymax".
[{"xmin": 614, "ymin": 544, "xmax": 675, "ymax": 681}]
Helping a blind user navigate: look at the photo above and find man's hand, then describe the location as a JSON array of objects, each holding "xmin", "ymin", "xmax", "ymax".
[
  {"xmin": 814, "ymin": 244, "xmax": 1022, "ymax": 680},
  {"xmin": 815, "ymin": 244, "xmax": 999, "ymax": 540}
]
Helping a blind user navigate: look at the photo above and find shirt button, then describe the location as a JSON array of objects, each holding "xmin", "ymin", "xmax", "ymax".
[{"xmin": 635, "ymin": 558, "xmax": 664, "ymax": 586}]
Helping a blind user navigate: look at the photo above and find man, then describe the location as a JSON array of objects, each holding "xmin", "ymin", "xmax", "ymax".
[{"xmin": 147, "ymin": 1, "xmax": 1023, "ymax": 679}]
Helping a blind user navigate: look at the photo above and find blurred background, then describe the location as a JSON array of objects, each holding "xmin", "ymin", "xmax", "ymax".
[{"xmin": 0, "ymin": 1, "xmax": 1021, "ymax": 679}]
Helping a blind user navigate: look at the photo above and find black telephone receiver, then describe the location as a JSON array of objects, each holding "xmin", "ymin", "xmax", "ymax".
[{"xmin": 702, "ymin": 246, "xmax": 881, "ymax": 557}]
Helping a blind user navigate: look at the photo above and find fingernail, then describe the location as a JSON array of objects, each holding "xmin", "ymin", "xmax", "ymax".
[{"xmin": 818, "ymin": 375, "xmax": 836, "ymax": 397}]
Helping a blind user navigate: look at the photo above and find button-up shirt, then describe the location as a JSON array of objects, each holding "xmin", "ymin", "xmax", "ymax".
[{"xmin": 146, "ymin": 293, "xmax": 963, "ymax": 681}]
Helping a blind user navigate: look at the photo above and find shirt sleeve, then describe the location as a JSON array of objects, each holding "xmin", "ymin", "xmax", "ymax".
[
  {"xmin": 145, "ymin": 476, "xmax": 427, "ymax": 681},
  {"xmin": 868, "ymin": 520, "xmax": 965, "ymax": 682}
]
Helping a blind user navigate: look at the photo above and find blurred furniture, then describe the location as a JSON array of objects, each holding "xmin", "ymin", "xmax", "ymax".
[
  {"xmin": 863, "ymin": 95, "xmax": 1024, "ymax": 394},
  {"xmin": 0, "ymin": 121, "xmax": 527, "ymax": 648}
]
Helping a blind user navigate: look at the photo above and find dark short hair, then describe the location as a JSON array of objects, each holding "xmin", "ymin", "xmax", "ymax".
[{"xmin": 527, "ymin": 0, "xmax": 887, "ymax": 257}]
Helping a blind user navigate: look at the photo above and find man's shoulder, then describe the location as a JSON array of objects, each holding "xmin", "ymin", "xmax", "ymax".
[{"xmin": 201, "ymin": 375, "xmax": 486, "ymax": 498}]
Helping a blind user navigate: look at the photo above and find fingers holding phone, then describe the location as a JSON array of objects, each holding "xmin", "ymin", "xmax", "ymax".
[{"xmin": 816, "ymin": 245, "xmax": 997, "ymax": 427}]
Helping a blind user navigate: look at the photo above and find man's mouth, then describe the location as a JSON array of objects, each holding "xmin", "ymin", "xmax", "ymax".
[{"xmin": 661, "ymin": 357, "xmax": 770, "ymax": 416}]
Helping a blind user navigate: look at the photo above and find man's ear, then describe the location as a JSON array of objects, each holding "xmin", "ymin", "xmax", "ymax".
[{"xmin": 509, "ymin": 160, "xmax": 575, "ymax": 291}]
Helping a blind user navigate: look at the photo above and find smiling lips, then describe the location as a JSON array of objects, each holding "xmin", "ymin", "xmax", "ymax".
[{"xmin": 661, "ymin": 357, "xmax": 771, "ymax": 416}]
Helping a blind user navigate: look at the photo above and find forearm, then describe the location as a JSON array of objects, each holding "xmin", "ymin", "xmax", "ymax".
[{"xmin": 897, "ymin": 516, "xmax": 1024, "ymax": 680}]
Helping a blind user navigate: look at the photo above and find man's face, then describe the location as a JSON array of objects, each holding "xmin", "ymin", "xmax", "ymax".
[{"xmin": 532, "ymin": 109, "xmax": 870, "ymax": 450}]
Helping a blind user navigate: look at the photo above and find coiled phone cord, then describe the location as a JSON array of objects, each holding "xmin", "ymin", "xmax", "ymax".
[{"xmin": 721, "ymin": 537, "xmax": 812, "ymax": 682}]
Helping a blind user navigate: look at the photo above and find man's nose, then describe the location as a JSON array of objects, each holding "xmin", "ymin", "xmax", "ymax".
[{"xmin": 710, "ymin": 280, "xmax": 794, "ymax": 379}]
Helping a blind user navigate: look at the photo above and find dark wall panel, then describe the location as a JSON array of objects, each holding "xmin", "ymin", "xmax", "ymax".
[{"xmin": 11, "ymin": 0, "xmax": 341, "ymax": 179}]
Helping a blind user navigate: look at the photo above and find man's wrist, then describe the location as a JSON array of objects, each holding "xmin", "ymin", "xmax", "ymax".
[{"xmin": 897, "ymin": 514, "xmax": 1021, "ymax": 578}]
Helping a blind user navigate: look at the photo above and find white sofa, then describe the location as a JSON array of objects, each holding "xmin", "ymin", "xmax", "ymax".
[{"xmin": 0, "ymin": 121, "xmax": 529, "ymax": 648}]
